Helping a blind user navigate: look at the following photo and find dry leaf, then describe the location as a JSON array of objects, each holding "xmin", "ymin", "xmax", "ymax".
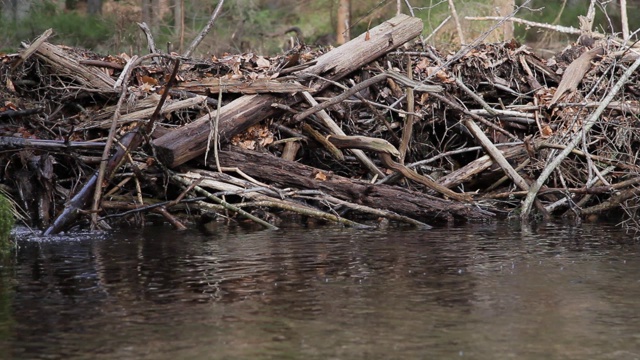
[
  {"xmin": 5, "ymin": 78, "xmax": 15, "ymax": 92},
  {"xmin": 314, "ymin": 171, "xmax": 327, "ymax": 181},
  {"xmin": 365, "ymin": 31, "xmax": 370, "ymax": 41},
  {"xmin": 141, "ymin": 75, "xmax": 158, "ymax": 85},
  {"xmin": 256, "ymin": 56, "xmax": 270, "ymax": 68}
]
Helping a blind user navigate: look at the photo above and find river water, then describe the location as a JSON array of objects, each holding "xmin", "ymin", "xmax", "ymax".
[{"xmin": 0, "ymin": 221, "xmax": 639, "ymax": 359}]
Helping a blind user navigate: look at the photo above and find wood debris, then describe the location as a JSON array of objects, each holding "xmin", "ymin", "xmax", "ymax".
[{"xmin": 2, "ymin": 14, "xmax": 640, "ymax": 234}]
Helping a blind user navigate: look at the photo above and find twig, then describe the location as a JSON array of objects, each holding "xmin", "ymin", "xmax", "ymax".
[
  {"xmin": 91, "ymin": 58, "xmax": 180, "ymax": 229},
  {"xmin": 398, "ymin": 55, "xmax": 414, "ymax": 163},
  {"xmin": 424, "ymin": 16, "xmax": 451, "ymax": 43},
  {"xmin": 301, "ymin": 92, "xmax": 383, "ymax": 177},
  {"xmin": 294, "ymin": 71, "xmax": 441, "ymax": 123},
  {"xmin": 521, "ymin": 56, "xmax": 640, "ymax": 219},
  {"xmin": 137, "ymin": 22, "xmax": 158, "ymax": 54},
  {"xmin": 171, "ymin": 173, "xmax": 278, "ymax": 230},
  {"xmin": 463, "ymin": 118, "xmax": 529, "ymax": 192},
  {"xmin": 91, "ymin": 55, "xmax": 138, "ymax": 228},
  {"xmin": 183, "ymin": 0, "xmax": 225, "ymax": 58}
]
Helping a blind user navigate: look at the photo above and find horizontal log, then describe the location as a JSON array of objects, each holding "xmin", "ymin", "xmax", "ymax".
[
  {"xmin": 216, "ymin": 147, "xmax": 493, "ymax": 222},
  {"xmin": 153, "ymin": 14, "xmax": 424, "ymax": 168}
]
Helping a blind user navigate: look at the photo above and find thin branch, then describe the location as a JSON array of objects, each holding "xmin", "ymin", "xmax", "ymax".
[
  {"xmin": 521, "ymin": 56, "xmax": 640, "ymax": 219},
  {"xmin": 183, "ymin": 0, "xmax": 225, "ymax": 58}
]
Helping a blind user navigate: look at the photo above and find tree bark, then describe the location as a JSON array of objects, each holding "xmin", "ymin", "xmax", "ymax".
[
  {"xmin": 141, "ymin": 0, "xmax": 151, "ymax": 26},
  {"xmin": 497, "ymin": 0, "xmax": 514, "ymax": 40},
  {"xmin": 174, "ymin": 0, "xmax": 184, "ymax": 51},
  {"xmin": 336, "ymin": 0, "xmax": 350, "ymax": 44}
]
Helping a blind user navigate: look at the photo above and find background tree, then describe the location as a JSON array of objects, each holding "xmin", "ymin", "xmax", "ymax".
[
  {"xmin": 87, "ymin": 0, "xmax": 102, "ymax": 14},
  {"xmin": 336, "ymin": 0, "xmax": 350, "ymax": 44}
]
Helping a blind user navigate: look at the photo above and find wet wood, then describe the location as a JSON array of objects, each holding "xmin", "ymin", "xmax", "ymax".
[{"xmin": 215, "ymin": 147, "xmax": 492, "ymax": 222}]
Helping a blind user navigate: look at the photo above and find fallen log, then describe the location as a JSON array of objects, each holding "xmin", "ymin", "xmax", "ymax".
[
  {"xmin": 34, "ymin": 42, "xmax": 116, "ymax": 93},
  {"xmin": 153, "ymin": 14, "xmax": 425, "ymax": 168},
  {"xmin": 215, "ymin": 147, "xmax": 494, "ymax": 222}
]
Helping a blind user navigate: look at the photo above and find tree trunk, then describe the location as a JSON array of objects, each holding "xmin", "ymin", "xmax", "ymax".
[
  {"xmin": 216, "ymin": 147, "xmax": 490, "ymax": 222},
  {"xmin": 141, "ymin": 0, "xmax": 151, "ymax": 25},
  {"xmin": 87, "ymin": 0, "xmax": 102, "ymax": 15},
  {"xmin": 174, "ymin": 0, "xmax": 184, "ymax": 51},
  {"xmin": 336, "ymin": 0, "xmax": 350, "ymax": 44},
  {"xmin": 497, "ymin": 0, "xmax": 514, "ymax": 40},
  {"xmin": 2, "ymin": 0, "xmax": 31, "ymax": 20}
]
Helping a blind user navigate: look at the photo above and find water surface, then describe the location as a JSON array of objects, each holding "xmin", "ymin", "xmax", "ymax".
[{"xmin": 1, "ymin": 221, "xmax": 639, "ymax": 359}]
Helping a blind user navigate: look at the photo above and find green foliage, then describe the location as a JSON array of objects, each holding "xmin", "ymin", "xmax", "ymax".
[
  {"xmin": 2, "ymin": 0, "xmax": 639, "ymax": 56},
  {"xmin": 0, "ymin": 193, "xmax": 14, "ymax": 256},
  {"xmin": 0, "ymin": 0, "xmax": 113, "ymax": 52}
]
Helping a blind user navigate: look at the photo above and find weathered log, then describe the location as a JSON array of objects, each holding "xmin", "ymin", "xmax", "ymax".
[
  {"xmin": 34, "ymin": 42, "xmax": 116, "ymax": 92},
  {"xmin": 215, "ymin": 147, "xmax": 493, "ymax": 222},
  {"xmin": 0, "ymin": 137, "xmax": 106, "ymax": 150},
  {"xmin": 153, "ymin": 14, "xmax": 424, "ymax": 168},
  {"xmin": 175, "ymin": 78, "xmax": 311, "ymax": 94}
]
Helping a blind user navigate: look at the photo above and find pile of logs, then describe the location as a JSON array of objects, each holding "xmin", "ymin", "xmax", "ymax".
[{"xmin": 2, "ymin": 14, "xmax": 640, "ymax": 234}]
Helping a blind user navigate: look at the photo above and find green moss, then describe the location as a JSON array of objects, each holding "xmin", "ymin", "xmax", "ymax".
[
  {"xmin": 0, "ymin": 193, "xmax": 14, "ymax": 256},
  {"xmin": 0, "ymin": 0, "xmax": 114, "ymax": 52}
]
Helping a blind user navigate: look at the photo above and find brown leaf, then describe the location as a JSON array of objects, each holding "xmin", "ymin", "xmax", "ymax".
[
  {"xmin": 549, "ymin": 47, "xmax": 604, "ymax": 106},
  {"xmin": 256, "ymin": 56, "xmax": 270, "ymax": 68},
  {"xmin": 141, "ymin": 75, "xmax": 158, "ymax": 85},
  {"xmin": 314, "ymin": 171, "xmax": 328, "ymax": 181}
]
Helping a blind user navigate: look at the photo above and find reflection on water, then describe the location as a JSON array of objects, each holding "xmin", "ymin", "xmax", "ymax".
[{"xmin": 1, "ymin": 222, "xmax": 640, "ymax": 359}]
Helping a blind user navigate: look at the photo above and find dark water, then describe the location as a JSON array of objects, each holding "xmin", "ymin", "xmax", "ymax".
[{"xmin": 1, "ymin": 221, "xmax": 640, "ymax": 359}]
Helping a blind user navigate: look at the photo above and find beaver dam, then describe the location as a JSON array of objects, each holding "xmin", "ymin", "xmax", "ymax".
[{"xmin": 2, "ymin": 14, "xmax": 640, "ymax": 235}]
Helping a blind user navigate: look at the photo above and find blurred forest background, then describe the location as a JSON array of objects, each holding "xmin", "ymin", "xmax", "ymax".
[{"xmin": 1, "ymin": 0, "xmax": 639, "ymax": 57}]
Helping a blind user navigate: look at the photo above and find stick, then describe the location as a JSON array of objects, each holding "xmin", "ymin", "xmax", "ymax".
[
  {"xmin": 183, "ymin": 0, "xmax": 224, "ymax": 58},
  {"xmin": 45, "ymin": 59, "xmax": 182, "ymax": 235},
  {"xmin": 398, "ymin": 55, "xmax": 414, "ymax": 163},
  {"xmin": 301, "ymin": 92, "xmax": 383, "ymax": 177},
  {"xmin": 91, "ymin": 55, "xmax": 138, "ymax": 228},
  {"xmin": 13, "ymin": 28, "xmax": 52, "ymax": 71},
  {"xmin": 520, "ymin": 56, "xmax": 640, "ymax": 219},
  {"xmin": 171, "ymin": 173, "xmax": 278, "ymax": 230}
]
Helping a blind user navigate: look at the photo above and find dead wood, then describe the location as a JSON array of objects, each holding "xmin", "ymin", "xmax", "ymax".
[
  {"xmin": 44, "ymin": 61, "xmax": 181, "ymax": 235},
  {"xmin": 152, "ymin": 14, "xmax": 425, "ymax": 168},
  {"xmin": 5, "ymin": 11, "xmax": 640, "ymax": 234},
  {"xmin": 215, "ymin": 147, "xmax": 492, "ymax": 222}
]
